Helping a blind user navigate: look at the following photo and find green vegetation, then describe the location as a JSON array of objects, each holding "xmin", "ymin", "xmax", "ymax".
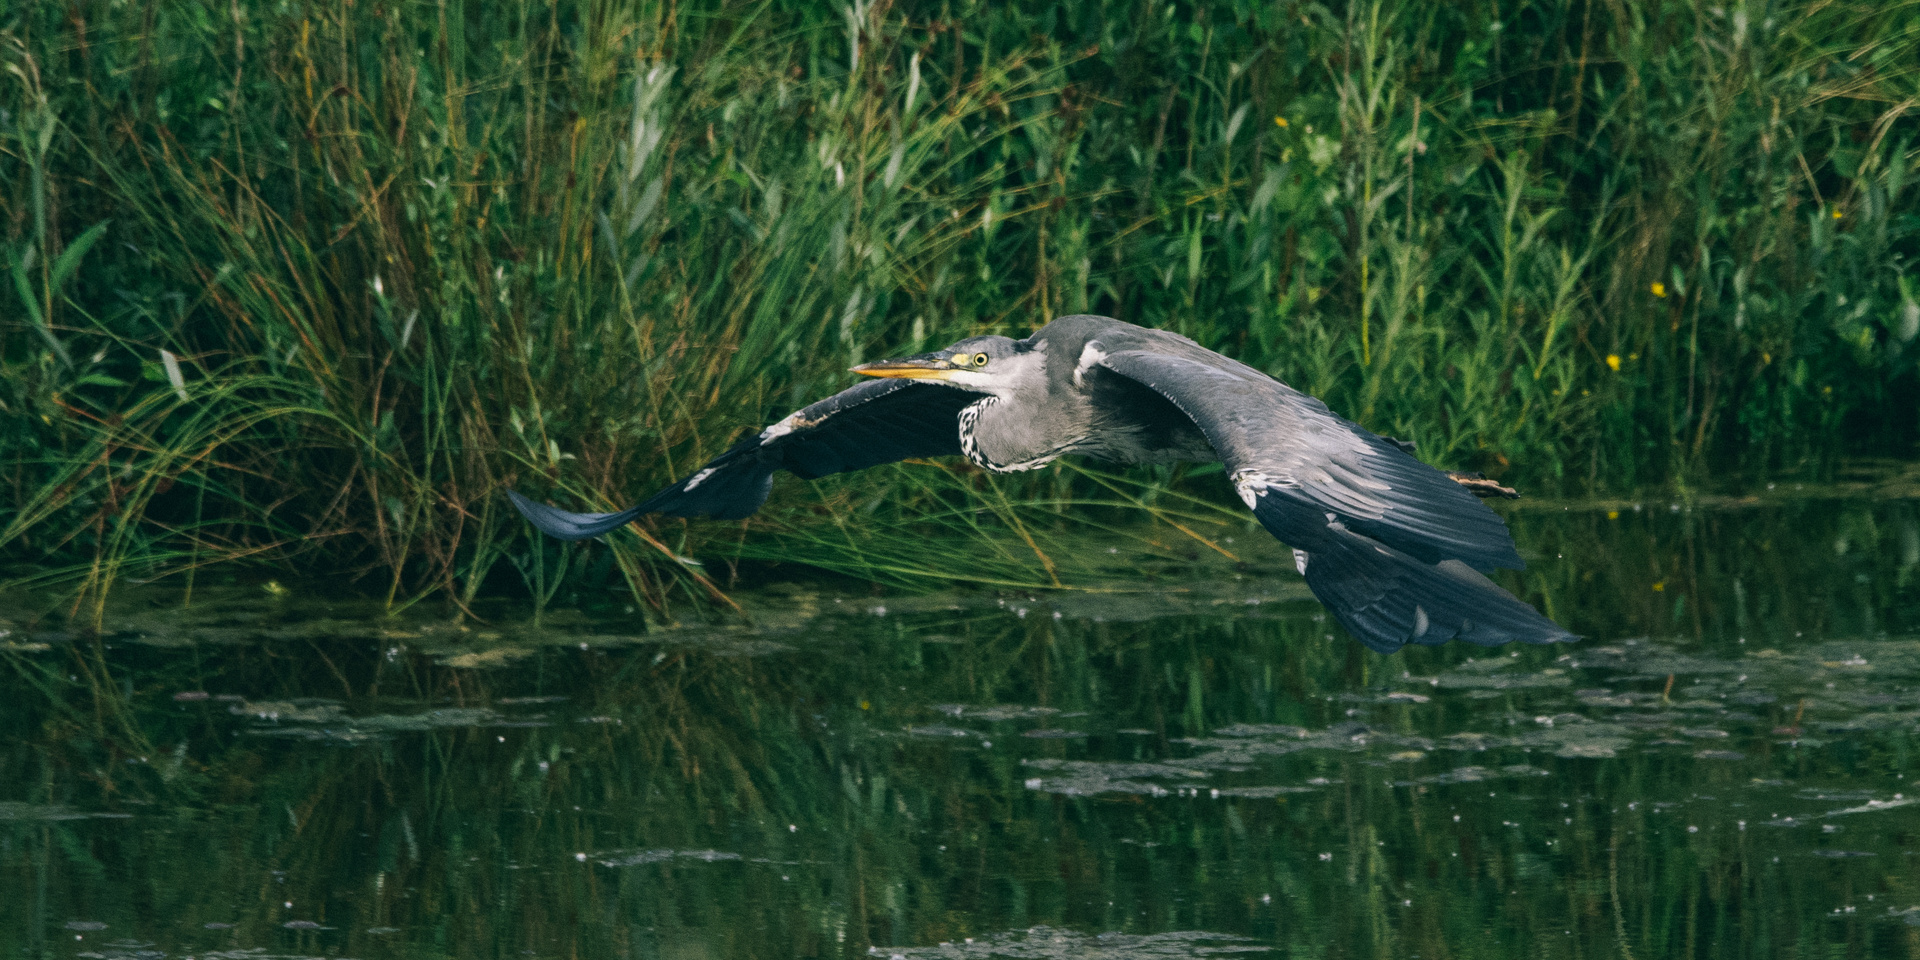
[{"xmin": 2, "ymin": 0, "xmax": 1916, "ymax": 614}]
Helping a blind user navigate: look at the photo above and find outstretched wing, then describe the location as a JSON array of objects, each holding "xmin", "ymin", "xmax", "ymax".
[
  {"xmin": 1096, "ymin": 349, "xmax": 1519, "ymax": 570},
  {"xmin": 508, "ymin": 379, "xmax": 976, "ymax": 539},
  {"xmin": 1095, "ymin": 345, "xmax": 1569, "ymax": 651}
]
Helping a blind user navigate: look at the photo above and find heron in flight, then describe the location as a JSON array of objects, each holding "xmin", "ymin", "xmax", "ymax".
[{"xmin": 509, "ymin": 315, "xmax": 1573, "ymax": 652}]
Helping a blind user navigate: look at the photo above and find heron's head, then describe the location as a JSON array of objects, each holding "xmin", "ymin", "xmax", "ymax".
[{"xmin": 851, "ymin": 335, "xmax": 1040, "ymax": 396}]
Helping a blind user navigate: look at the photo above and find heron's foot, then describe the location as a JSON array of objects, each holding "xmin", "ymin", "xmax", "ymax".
[{"xmin": 1446, "ymin": 471, "xmax": 1520, "ymax": 499}]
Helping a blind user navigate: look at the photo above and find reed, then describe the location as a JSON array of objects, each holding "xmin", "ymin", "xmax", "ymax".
[{"xmin": 1, "ymin": 0, "xmax": 1915, "ymax": 615}]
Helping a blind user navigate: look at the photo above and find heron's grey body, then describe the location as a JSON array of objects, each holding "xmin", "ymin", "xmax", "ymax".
[
  {"xmin": 950, "ymin": 322, "xmax": 1216, "ymax": 472},
  {"xmin": 508, "ymin": 315, "xmax": 1573, "ymax": 652}
]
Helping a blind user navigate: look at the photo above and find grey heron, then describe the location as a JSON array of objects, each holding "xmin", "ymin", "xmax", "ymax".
[{"xmin": 508, "ymin": 314, "xmax": 1573, "ymax": 652}]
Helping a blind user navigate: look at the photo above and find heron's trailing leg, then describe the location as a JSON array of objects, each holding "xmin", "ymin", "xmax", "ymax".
[{"xmin": 1446, "ymin": 472, "xmax": 1520, "ymax": 499}]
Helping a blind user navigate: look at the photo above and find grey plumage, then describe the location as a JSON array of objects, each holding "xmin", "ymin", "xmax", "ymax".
[{"xmin": 509, "ymin": 314, "xmax": 1574, "ymax": 652}]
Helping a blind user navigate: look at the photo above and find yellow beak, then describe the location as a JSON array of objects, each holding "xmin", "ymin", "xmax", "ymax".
[{"xmin": 850, "ymin": 352, "xmax": 962, "ymax": 380}]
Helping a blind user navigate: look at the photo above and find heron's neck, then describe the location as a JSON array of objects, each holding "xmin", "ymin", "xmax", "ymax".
[{"xmin": 959, "ymin": 390, "xmax": 1092, "ymax": 473}]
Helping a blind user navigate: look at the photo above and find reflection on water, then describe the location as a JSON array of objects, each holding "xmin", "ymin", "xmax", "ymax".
[{"xmin": 3, "ymin": 489, "xmax": 1919, "ymax": 959}]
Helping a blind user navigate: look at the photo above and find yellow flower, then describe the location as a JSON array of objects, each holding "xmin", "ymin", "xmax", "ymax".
[
  {"xmin": 1761, "ymin": 352, "xmax": 1772, "ymax": 364},
  {"xmin": 1607, "ymin": 510, "xmax": 1619, "ymax": 520},
  {"xmin": 1652, "ymin": 582, "xmax": 1665, "ymax": 592},
  {"xmin": 1274, "ymin": 116, "xmax": 1289, "ymax": 128},
  {"xmin": 1651, "ymin": 282, "xmax": 1667, "ymax": 298},
  {"xmin": 1606, "ymin": 354, "xmax": 1621, "ymax": 372},
  {"xmin": 1833, "ymin": 209, "xmax": 1843, "ymax": 219}
]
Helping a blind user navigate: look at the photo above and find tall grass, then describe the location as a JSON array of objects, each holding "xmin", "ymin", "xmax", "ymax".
[{"xmin": 1, "ymin": 0, "xmax": 1916, "ymax": 616}]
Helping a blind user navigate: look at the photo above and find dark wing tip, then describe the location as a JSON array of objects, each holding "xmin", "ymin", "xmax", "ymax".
[
  {"xmin": 1319, "ymin": 543, "xmax": 1574, "ymax": 653},
  {"xmin": 1255, "ymin": 498, "xmax": 1572, "ymax": 652},
  {"xmin": 1318, "ymin": 556, "xmax": 1575, "ymax": 652},
  {"xmin": 636, "ymin": 457, "xmax": 776, "ymax": 520},
  {"xmin": 506, "ymin": 489, "xmax": 647, "ymax": 541}
]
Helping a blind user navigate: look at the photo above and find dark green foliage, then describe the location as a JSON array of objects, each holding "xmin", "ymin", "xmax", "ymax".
[{"xmin": 1, "ymin": 0, "xmax": 1916, "ymax": 611}]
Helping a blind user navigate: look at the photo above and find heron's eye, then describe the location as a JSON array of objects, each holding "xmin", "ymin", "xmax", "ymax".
[{"xmin": 972, "ymin": 352, "xmax": 989, "ymax": 367}]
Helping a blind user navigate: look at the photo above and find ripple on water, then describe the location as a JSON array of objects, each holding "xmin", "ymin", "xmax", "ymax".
[
  {"xmin": 1020, "ymin": 760, "xmax": 1210, "ymax": 797},
  {"xmin": 72, "ymin": 943, "xmax": 162, "ymax": 960},
  {"xmin": 905, "ymin": 724, "xmax": 983, "ymax": 739},
  {"xmin": 233, "ymin": 701, "xmax": 534, "ymax": 742},
  {"xmin": 871, "ymin": 926, "xmax": 1269, "ymax": 959},
  {"xmin": 78, "ymin": 944, "xmax": 336, "ymax": 960},
  {"xmin": 931, "ymin": 704, "xmax": 1061, "ymax": 721},
  {"xmin": 0, "ymin": 803, "xmax": 130, "ymax": 822},
  {"xmin": 593, "ymin": 848, "xmax": 745, "ymax": 867}
]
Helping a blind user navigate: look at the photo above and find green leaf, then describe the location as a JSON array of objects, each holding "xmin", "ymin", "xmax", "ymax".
[
  {"xmin": 10, "ymin": 253, "xmax": 40, "ymax": 326},
  {"xmin": 51, "ymin": 221, "xmax": 110, "ymax": 292},
  {"xmin": 11, "ymin": 250, "xmax": 71, "ymax": 367}
]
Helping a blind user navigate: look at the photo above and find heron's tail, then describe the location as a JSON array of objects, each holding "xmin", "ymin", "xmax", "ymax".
[
  {"xmin": 1283, "ymin": 520, "xmax": 1575, "ymax": 653},
  {"xmin": 505, "ymin": 490, "xmax": 652, "ymax": 541},
  {"xmin": 507, "ymin": 443, "xmax": 781, "ymax": 539}
]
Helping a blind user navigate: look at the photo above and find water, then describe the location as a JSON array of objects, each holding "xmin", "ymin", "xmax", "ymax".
[{"xmin": 3, "ymin": 484, "xmax": 1919, "ymax": 959}]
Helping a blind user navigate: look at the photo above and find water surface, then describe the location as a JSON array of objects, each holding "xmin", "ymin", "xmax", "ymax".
[{"xmin": 3, "ymin": 483, "xmax": 1919, "ymax": 959}]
